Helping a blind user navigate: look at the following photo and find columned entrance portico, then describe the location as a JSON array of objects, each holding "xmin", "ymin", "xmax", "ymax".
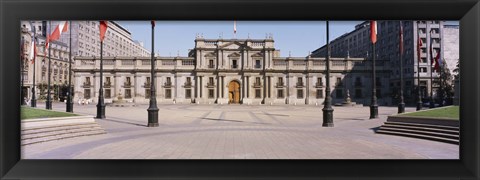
[{"xmin": 228, "ymin": 80, "xmax": 241, "ymax": 104}]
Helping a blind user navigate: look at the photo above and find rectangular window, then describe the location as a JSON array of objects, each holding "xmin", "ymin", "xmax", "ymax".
[
  {"xmin": 209, "ymin": 59, "xmax": 214, "ymax": 68},
  {"xmin": 145, "ymin": 89, "xmax": 150, "ymax": 98},
  {"xmin": 232, "ymin": 60, "xmax": 238, "ymax": 69},
  {"xmin": 255, "ymin": 89, "xmax": 261, "ymax": 98},
  {"xmin": 255, "ymin": 60, "xmax": 261, "ymax": 68},
  {"xmin": 336, "ymin": 77, "xmax": 342, "ymax": 86},
  {"xmin": 146, "ymin": 77, "xmax": 150, "ymax": 85},
  {"xmin": 336, "ymin": 89, "xmax": 343, "ymax": 98},
  {"xmin": 84, "ymin": 89, "xmax": 91, "ymax": 99},
  {"xmin": 256, "ymin": 77, "xmax": 261, "ymax": 84},
  {"xmin": 126, "ymin": 77, "xmax": 131, "ymax": 84},
  {"xmin": 277, "ymin": 89, "xmax": 284, "ymax": 98},
  {"xmin": 278, "ymin": 77, "xmax": 283, "ymax": 85},
  {"xmin": 125, "ymin": 89, "xmax": 132, "ymax": 98},
  {"xmin": 165, "ymin": 89, "xmax": 172, "ymax": 99},
  {"xmin": 298, "ymin": 77, "xmax": 303, "ymax": 84},
  {"xmin": 105, "ymin": 89, "xmax": 111, "ymax": 99},
  {"xmin": 316, "ymin": 89, "xmax": 323, "ymax": 99},
  {"xmin": 317, "ymin": 77, "xmax": 322, "ymax": 86},
  {"xmin": 186, "ymin": 77, "xmax": 191, "ymax": 83},
  {"xmin": 297, "ymin": 89, "xmax": 304, "ymax": 99},
  {"xmin": 86, "ymin": 77, "xmax": 91, "ymax": 85},
  {"xmin": 355, "ymin": 89, "xmax": 362, "ymax": 98},
  {"xmin": 166, "ymin": 77, "xmax": 171, "ymax": 84},
  {"xmin": 185, "ymin": 89, "xmax": 192, "ymax": 98},
  {"xmin": 208, "ymin": 89, "xmax": 214, "ymax": 98}
]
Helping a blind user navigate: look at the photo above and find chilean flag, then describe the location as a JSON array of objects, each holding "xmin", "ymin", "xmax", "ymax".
[
  {"xmin": 29, "ymin": 40, "xmax": 37, "ymax": 64},
  {"xmin": 370, "ymin": 21, "xmax": 377, "ymax": 44},
  {"xmin": 434, "ymin": 49, "xmax": 442, "ymax": 71},
  {"xmin": 417, "ymin": 32, "xmax": 423, "ymax": 62},
  {"xmin": 99, "ymin": 21, "xmax": 108, "ymax": 42},
  {"xmin": 49, "ymin": 21, "xmax": 68, "ymax": 42}
]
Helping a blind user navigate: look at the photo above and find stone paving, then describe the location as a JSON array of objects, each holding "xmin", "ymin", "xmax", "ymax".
[{"xmin": 21, "ymin": 102, "xmax": 459, "ymax": 159}]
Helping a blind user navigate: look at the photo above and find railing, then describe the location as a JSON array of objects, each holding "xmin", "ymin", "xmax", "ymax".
[
  {"xmin": 333, "ymin": 61, "xmax": 346, "ymax": 66},
  {"xmin": 253, "ymin": 82, "xmax": 262, "ymax": 87},
  {"xmin": 104, "ymin": 81, "xmax": 112, "ymax": 88},
  {"xmin": 104, "ymin": 60, "xmax": 115, "ymax": 65},
  {"xmin": 231, "ymin": 65, "xmax": 238, "ymax": 69},
  {"xmin": 207, "ymin": 82, "xmax": 215, "ymax": 87},
  {"xmin": 313, "ymin": 61, "xmax": 325, "ymax": 66},
  {"xmin": 276, "ymin": 82, "xmax": 284, "ymax": 87},
  {"xmin": 208, "ymin": 65, "xmax": 215, "ymax": 69},
  {"xmin": 296, "ymin": 82, "xmax": 304, "ymax": 87},
  {"xmin": 83, "ymin": 82, "xmax": 91, "ymax": 88},
  {"xmin": 122, "ymin": 60, "xmax": 134, "ymax": 65},
  {"xmin": 124, "ymin": 82, "xmax": 132, "ymax": 88},
  {"xmin": 184, "ymin": 82, "xmax": 192, "ymax": 87},
  {"xmin": 252, "ymin": 42, "xmax": 265, "ymax": 46},
  {"xmin": 142, "ymin": 60, "xmax": 151, "ymax": 65},
  {"xmin": 182, "ymin": 60, "xmax": 194, "ymax": 66},
  {"xmin": 273, "ymin": 61, "xmax": 287, "ymax": 66},
  {"xmin": 315, "ymin": 82, "xmax": 323, "ymax": 87},
  {"xmin": 162, "ymin": 60, "xmax": 176, "ymax": 66},
  {"xmin": 205, "ymin": 41, "xmax": 217, "ymax": 46},
  {"xmin": 293, "ymin": 61, "xmax": 306, "ymax": 66},
  {"xmin": 164, "ymin": 82, "xmax": 172, "ymax": 87},
  {"xmin": 254, "ymin": 65, "xmax": 262, "ymax": 69}
]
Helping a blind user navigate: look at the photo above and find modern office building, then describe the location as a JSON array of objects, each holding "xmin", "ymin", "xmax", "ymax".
[{"xmin": 312, "ymin": 21, "xmax": 459, "ymax": 104}]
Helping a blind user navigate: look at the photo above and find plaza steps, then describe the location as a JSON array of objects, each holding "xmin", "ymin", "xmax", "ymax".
[
  {"xmin": 376, "ymin": 121, "xmax": 459, "ymax": 145},
  {"xmin": 21, "ymin": 122, "xmax": 106, "ymax": 146}
]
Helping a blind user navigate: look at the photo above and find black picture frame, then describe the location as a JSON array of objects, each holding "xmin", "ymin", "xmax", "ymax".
[{"xmin": 1, "ymin": 0, "xmax": 478, "ymax": 179}]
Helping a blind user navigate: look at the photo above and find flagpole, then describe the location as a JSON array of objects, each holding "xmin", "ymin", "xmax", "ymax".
[
  {"xmin": 398, "ymin": 21, "xmax": 405, "ymax": 113},
  {"xmin": 429, "ymin": 29, "xmax": 434, "ymax": 108},
  {"xmin": 46, "ymin": 21, "xmax": 52, "ymax": 110},
  {"xmin": 438, "ymin": 26, "xmax": 444, "ymax": 107},
  {"xmin": 66, "ymin": 21, "xmax": 73, "ymax": 112},
  {"xmin": 147, "ymin": 20, "xmax": 159, "ymax": 127},
  {"xmin": 21, "ymin": 35, "xmax": 25, "ymax": 105},
  {"xmin": 416, "ymin": 21, "xmax": 422, "ymax": 111},
  {"xmin": 31, "ymin": 22, "xmax": 37, "ymax": 107},
  {"xmin": 370, "ymin": 21, "xmax": 378, "ymax": 119},
  {"xmin": 96, "ymin": 22, "xmax": 106, "ymax": 119},
  {"xmin": 322, "ymin": 20, "xmax": 334, "ymax": 127}
]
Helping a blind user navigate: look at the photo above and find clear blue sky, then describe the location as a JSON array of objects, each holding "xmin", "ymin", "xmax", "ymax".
[{"xmin": 118, "ymin": 21, "xmax": 459, "ymax": 57}]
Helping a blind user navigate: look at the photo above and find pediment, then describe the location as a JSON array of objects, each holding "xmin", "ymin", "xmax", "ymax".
[
  {"xmin": 228, "ymin": 52, "xmax": 241, "ymax": 57},
  {"xmin": 251, "ymin": 52, "xmax": 263, "ymax": 57},
  {"xmin": 219, "ymin": 41, "xmax": 245, "ymax": 49},
  {"xmin": 204, "ymin": 52, "xmax": 216, "ymax": 57}
]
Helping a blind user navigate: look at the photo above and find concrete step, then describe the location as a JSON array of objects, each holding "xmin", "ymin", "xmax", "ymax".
[
  {"xmin": 384, "ymin": 121, "xmax": 459, "ymax": 131},
  {"xmin": 22, "ymin": 126, "xmax": 105, "ymax": 140},
  {"xmin": 376, "ymin": 130, "xmax": 459, "ymax": 145},
  {"xmin": 22, "ymin": 122, "xmax": 101, "ymax": 135},
  {"xmin": 21, "ymin": 129, "xmax": 106, "ymax": 146},
  {"xmin": 381, "ymin": 124, "xmax": 459, "ymax": 135},
  {"xmin": 378, "ymin": 126, "xmax": 459, "ymax": 140}
]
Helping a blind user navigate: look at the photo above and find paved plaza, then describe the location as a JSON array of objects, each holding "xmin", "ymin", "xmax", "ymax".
[{"xmin": 22, "ymin": 103, "xmax": 459, "ymax": 159}]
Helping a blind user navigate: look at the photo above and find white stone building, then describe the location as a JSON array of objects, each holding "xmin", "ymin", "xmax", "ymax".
[{"xmin": 73, "ymin": 37, "xmax": 392, "ymax": 106}]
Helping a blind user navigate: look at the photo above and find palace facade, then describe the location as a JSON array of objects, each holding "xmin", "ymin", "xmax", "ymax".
[{"xmin": 73, "ymin": 37, "xmax": 392, "ymax": 105}]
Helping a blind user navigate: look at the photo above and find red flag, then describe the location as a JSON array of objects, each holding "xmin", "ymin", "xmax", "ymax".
[
  {"xmin": 417, "ymin": 32, "xmax": 423, "ymax": 62},
  {"xmin": 370, "ymin": 21, "xmax": 377, "ymax": 44},
  {"xmin": 99, "ymin": 21, "xmax": 108, "ymax": 42},
  {"xmin": 151, "ymin": 20, "xmax": 155, "ymax": 27},
  {"xmin": 49, "ymin": 21, "xmax": 68, "ymax": 42},
  {"xmin": 434, "ymin": 49, "xmax": 441, "ymax": 71},
  {"xmin": 429, "ymin": 29, "xmax": 434, "ymax": 65},
  {"xmin": 399, "ymin": 21, "xmax": 403, "ymax": 55}
]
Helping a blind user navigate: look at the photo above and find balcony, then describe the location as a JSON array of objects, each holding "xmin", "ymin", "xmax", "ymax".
[
  {"xmin": 184, "ymin": 81, "xmax": 193, "ymax": 88},
  {"xmin": 164, "ymin": 82, "xmax": 172, "ymax": 88},
  {"xmin": 231, "ymin": 64, "xmax": 238, "ymax": 69},
  {"xmin": 124, "ymin": 81, "xmax": 132, "ymax": 88},
  {"xmin": 254, "ymin": 65, "xmax": 262, "ymax": 69},
  {"xmin": 104, "ymin": 81, "xmax": 112, "ymax": 88},
  {"xmin": 253, "ymin": 81, "xmax": 262, "ymax": 88},
  {"xmin": 276, "ymin": 82, "xmax": 285, "ymax": 88},
  {"xmin": 354, "ymin": 82, "xmax": 363, "ymax": 87},
  {"xmin": 83, "ymin": 82, "xmax": 91, "ymax": 88},
  {"xmin": 208, "ymin": 65, "xmax": 215, "ymax": 69},
  {"xmin": 296, "ymin": 82, "xmax": 304, "ymax": 88},
  {"xmin": 143, "ymin": 81, "xmax": 150, "ymax": 88},
  {"xmin": 315, "ymin": 82, "xmax": 324, "ymax": 88},
  {"xmin": 206, "ymin": 82, "xmax": 215, "ymax": 88}
]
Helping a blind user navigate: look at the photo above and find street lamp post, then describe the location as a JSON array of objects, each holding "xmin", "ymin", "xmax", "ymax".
[
  {"xmin": 147, "ymin": 21, "xmax": 159, "ymax": 127},
  {"xmin": 322, "ymin": 20, "xmax": 334, "ymax": 127},
  {"xmin": 96, "ymin": 39, "xmax": 106, "ymax": 119},
  {"xmin": 66, "ymin": 21, "xmax": 73, "ymax": 112},
  {"xmin": 21, "ymin": 36, "xmax": 26, "ymax": 106},
  {"xmin": 416, "ymin": 21, "xmax": 422, "ymax": 111},
  {"xmin": 46, "ymin": 21, "xmax": 52, "ymax": 110},
  {"xmin": 398, "ymin": 21, "xmax": 405, "ymax": 113},
  {"xmin": 429, "ymin": 29, "xmax": 435, "ymax": 108}
]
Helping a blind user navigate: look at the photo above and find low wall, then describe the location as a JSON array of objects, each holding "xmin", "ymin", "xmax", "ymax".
[
  {"xmin": 387, "ymin": 115, "xmax": 459, "ymax": 127},
  {"xmin": 21, "ymin": 115, "xmax": 96, "ymax": 129}
]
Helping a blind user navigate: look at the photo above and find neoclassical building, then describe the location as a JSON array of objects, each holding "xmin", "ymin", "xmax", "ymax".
[{"xmin": 73, "ymin": 37, "xmax": 392, "ymax": 105}]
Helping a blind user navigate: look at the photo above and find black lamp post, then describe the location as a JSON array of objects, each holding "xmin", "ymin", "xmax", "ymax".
[
  {"xmin": 66, "ymin": 21, "xmax": 73, "ymax": 112},
  {"xmin": 398, "ymin": 21, "xmax": 405, "ymax": 113},
  {"xmin": 96, "ymin": 38, "xmax": 106, "ymax": 119},
  {"xmin": 370, "ymin": 20, "xmax": 378, "ymax": 119},
  {"xmin": 46, "ymin": 21, "xmax": 52, "ymax": 110},
  {"xmin": 322, "ymin": 20, "xmax": 334, "ymax": 127},
  {"xmin": 147, "ymin": 20, "xmax": 159, "ymax": 127}
]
